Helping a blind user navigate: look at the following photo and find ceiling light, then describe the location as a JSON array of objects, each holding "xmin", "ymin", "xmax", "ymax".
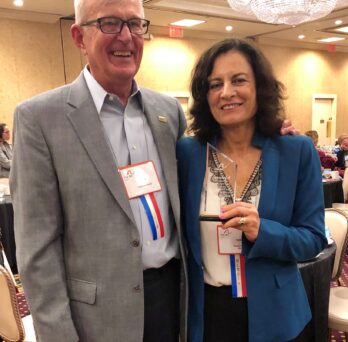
[
  {"xmin": 13, "ymin": 0, "xmax": 23, "ymax": 6},
  {"xmin": 317, "ymin": 37, "xmax": 345, "ymax": 43},
  {"xmin": 227, "ymin": 0, "xmax": 337, "ymax": 25},
  {"xmin": 298, "ymin": 34, "xmax": 305, "ymax": 39},
  {"xmin": 335, "ymin": 20, "xmax": 343, "ymax": 25},
  {"xmin": 170, "ymin": 19, "xmax": 205, "ymax": 27},
  {"xmin": 335, "ymin": 26, "xmax": 348, "ymax": 33},
  {"xmin": 225, "ymin": 25, "xmax": 233, "ymax": 32}
]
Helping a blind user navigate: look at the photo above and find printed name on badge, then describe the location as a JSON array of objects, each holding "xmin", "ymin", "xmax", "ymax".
[
  {"xmin": 118, "ymin": 161, "xmax": 161, "ymax": 199},
  {"xmin": 217, "ymin": 225, "xmax": 242, "ymax": 255}
]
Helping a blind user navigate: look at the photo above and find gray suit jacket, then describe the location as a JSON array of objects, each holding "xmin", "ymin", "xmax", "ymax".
[
  {"xmin": 0, "ymin": 142, "xmax": 12, "ymax": 178},
  {"xmin": 10, "ymin": 73, "xmax": 188, "ymax": 342}
]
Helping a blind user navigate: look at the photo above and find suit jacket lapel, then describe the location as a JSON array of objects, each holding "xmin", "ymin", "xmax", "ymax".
[
  {"xmin": 66, "ymin": 74, "xmax": 135, "ymax": 225},
  {"xmin": 240, "ymin": 134, "xmax": 279, "ymax": 256},
  {"xmin": 141, "ymin": 91, "xmax": 180, "ymax": 219},
  {"xmin": 254, "ymin": 134, "xmax": 279, "ymax": 218},
  {"xmin": 185, "ymin": 141, "xmax": 206, "ymax": 266}
]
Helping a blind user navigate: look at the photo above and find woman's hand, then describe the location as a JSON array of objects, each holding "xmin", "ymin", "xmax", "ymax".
[
  {"xmin": 280, "ymin": 119, "xmax": 300, "ymax": 135},
  {"xmin": 220, "ymin": 202, "xmax": 260, "ymax": 242}
]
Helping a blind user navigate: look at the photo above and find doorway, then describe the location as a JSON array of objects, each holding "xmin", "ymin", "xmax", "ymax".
[{"xmin": 312, "ymin": 94, "xmax": 337, "ymax": 147}]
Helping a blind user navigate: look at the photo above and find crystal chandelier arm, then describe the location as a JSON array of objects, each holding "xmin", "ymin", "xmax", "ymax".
[
  {"xmin": 227, "ymin": 0, "xmax": 337, "ymax": 25},
  {"xmin": 227, "ymin": 0, "xmax": 254, "ymax": 16}
]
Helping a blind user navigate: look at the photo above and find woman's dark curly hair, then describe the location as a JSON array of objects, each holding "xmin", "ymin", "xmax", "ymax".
[{"xmin": 189, "ymin": 38, "xmax": 286, "ymax": 142}]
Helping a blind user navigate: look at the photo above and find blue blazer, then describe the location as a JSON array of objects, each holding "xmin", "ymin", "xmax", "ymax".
[{"xmin": 177, "ymin": 133, "xmax": 327, "ymax": 342}]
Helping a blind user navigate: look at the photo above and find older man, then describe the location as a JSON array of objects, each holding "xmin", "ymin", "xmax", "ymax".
[{"xmin": 11, "ymin": 0, "xmax": 187, "ymax": 341}]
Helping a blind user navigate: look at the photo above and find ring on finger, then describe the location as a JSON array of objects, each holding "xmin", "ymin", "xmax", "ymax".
[{"xmin": 239, "ymin": 216, "xmax": 247, "ymax": 225}]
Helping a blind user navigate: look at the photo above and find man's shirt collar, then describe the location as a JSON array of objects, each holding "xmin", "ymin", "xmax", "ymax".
[{"xmin": 83, "ymin": 66, "xmax": 143, "ymax": 113}]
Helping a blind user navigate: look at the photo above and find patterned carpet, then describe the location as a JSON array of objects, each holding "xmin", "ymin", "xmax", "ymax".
[
  {"xmin": 330, "ymin": 251, "xmax": 348, "ymax": 342},
  {"xmin": 13, "ymin": 252, "xmax": 348, "ymax": 340}
]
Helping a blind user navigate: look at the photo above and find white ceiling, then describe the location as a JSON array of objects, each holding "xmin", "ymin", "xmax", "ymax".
[{"xmin": 1, "ymin": 0, "xmax": 348, "ymax": 51}]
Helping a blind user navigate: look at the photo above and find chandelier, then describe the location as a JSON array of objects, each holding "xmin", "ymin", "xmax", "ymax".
[{"xmin": 227, "ymin": 0, "xmax": 338, "ymax": 26}]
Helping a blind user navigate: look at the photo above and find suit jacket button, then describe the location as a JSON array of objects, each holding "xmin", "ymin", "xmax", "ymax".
[
  {"xmin": 133, "ymin": 285, "xmax": 141, "ymax": 292},
  {"xmin": 131, "ymin": 240, "xmax": 140, "ymax": 247}
]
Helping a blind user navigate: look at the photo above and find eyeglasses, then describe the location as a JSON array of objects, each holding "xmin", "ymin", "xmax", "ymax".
[{"xmin": 81, "ymin": 16, "xmax": 150, "ymax": 35}]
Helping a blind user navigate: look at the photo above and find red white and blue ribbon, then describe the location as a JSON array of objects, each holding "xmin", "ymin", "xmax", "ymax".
[
  {"xmin": 140, "ymin": 193, "xmax": 164, "ymax": 240},
  {"xmin": 230, "ymin": 254, "xmax": 247, "ymax": 298}
]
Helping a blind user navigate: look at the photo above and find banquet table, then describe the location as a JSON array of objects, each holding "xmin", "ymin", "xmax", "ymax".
[
  {"xmin": 0, "ymin": 195, "xmax": 16, "ymax": 273},
  {"xmin": 323, "ymin": 179, "xmax": 344, "ymax": 208},
  {"xmin": 297, "ymin": 243, "xmax": 336, "ymax": 342}
]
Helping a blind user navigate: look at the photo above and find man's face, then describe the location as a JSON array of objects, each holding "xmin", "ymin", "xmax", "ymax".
[{"xmin": 71, "ymin": 0, "xmax": 144, "ymax": 94}]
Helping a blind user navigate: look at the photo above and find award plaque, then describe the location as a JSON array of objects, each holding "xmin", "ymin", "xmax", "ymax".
[{"xmin": 199, "ymin": 143, "xmax": 237, "ymax": 223}]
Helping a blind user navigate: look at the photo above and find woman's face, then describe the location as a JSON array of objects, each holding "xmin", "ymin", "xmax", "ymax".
[
  {"xmin": 2, "ymin": 126, "xmax": 10, "ymax": 141},
  {"xmin": 207, "ymin": 50, "xmax": 257, "ymax": 129}
]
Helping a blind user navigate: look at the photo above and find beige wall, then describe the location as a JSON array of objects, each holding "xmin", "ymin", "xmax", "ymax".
[
  {"xmin": 60, "ymin": 19, "xmax": 85, "ymax": 84},
  {"xmin": 137, "ymin": 36, "xmax": 210, "ymax": 93},
  {"xmin": 1, "ymin": 17, "xmax": 348, "ymax": 138},
  {"xmin": 0, "ymin": 18, "xmax": 66, "ymax": 137},
  {"xmin": 262, "ymin": 45, "xmax": 348, "ymax": 137}
]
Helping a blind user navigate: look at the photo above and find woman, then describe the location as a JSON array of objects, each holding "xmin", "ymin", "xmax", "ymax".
[
  {"xmin": 304, "ymin": 130, "xmax": 336, "ymax": 171},
  {"xmin": 177, "ymin": 39, "xmax": 327, "ymax": 342},
  {"xmin": 334, "ymin": 133, "xmax": 348, "ymax": 175},
  {"xmin": 0, "ymin": 123, "xmax": 12, "ymax": 178}
]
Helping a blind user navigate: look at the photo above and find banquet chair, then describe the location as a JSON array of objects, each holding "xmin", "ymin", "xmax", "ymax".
[
  {"xmin": 0, "ymin": 241, "xmax": 17, "ymax": 287},
  {"xmin": 0, "ymin": 265, "xmax": 36, "ymax": 342},
  {"xmin": 325, "ymin": 208, "xmax": 348, "ymax": 340},
  {"xmin": 332, "ymin": 202, "xmax": 348, "ymax": 213},
  {"xmin": 343, "ymin": 167, "xmax": 348, "ymax": 203}
]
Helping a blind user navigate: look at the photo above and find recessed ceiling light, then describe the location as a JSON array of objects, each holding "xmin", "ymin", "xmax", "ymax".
[
  {"xmin": 317, "ymin": 37, "xmax": 345, "ymax": 43},
  {"xmin": 225, "ymin": 25, "xmax": 233, "ymax": 32},
  {"xmin": 335, "ymin": 26, "xmax": 348, "ymax": 33},
  {"xmin": 13, "ymin": 0, "xmax": 23, "ymax": 6},
  {"xmin": 298, "ymin": 34, "xmax": 305, "ymax": 39},
  {"xmin": 335, "ymin": 20, "xmax": 343, "ymax": 25},
  {"xmin": 170, "ymin": 19, "xmax": 205, "ymax": 27}
]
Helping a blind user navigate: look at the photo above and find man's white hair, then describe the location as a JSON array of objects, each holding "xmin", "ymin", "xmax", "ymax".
[
  {"xmin": 74, "ymin": 0, "xmax": 83, "ymax": 24},
  {"xmin": 74, "ymin": 0, "xmax": 144, "ymax": 24}
]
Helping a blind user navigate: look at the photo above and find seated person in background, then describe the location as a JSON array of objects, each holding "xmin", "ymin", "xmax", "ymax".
[
  {"xmin": 304, "ymin": 130, "xmax": 336, "ymax": 171},
  {"xmin": 343, "ymin": 168, "xmax": 348, "ymax": 203},
  {"xmin": 334, "ymin": 134, "xmax": 348, "ymax": 177},
  {"xmin": 0, "ymin": 123, "xmax": 12, "ymax": 178},
  {"xmin": 333, "ymin": 139, "xmax": 340, "ymax": 154}
]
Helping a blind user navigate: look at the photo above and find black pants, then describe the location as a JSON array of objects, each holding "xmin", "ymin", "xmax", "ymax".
[
  {"xmin": 203, "ymin": 284, "xmax": 308, "ymax": 342},
  {"xmin": 204, "ymin": 283, "xmax": 248, "ymax": 342},
  {"xmin": 143, "ymin": 258, "xmax": 180, "ymax": 342}
]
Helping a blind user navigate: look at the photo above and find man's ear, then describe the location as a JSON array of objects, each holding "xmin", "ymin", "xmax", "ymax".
[{"xmin": 71, "ymin": 24, "xmax": 87, "ymax": 55}]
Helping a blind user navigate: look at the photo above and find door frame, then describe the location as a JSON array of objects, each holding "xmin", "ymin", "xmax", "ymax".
[{"xmin": 312, "ymin": 93, "xmax": 337, "ymax": 146}]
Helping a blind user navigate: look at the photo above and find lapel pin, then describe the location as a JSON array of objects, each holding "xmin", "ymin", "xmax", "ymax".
[{"xmin": 158, "ymin": 116, "xmax": 168, "ymax": 123}]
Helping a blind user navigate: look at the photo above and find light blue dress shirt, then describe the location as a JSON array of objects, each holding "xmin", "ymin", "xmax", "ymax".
[{"xmin": 83, "ymin": 67, "xmax": 179, "ymax": 269}]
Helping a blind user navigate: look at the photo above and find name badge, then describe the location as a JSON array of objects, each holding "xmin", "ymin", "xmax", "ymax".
[
  {"xmin": 217, "ymin": 225, "xmax": 242, "ymax": 254},
  {"xmin": 118, "ymin": 161, "xmax": 164, "ymax": 240},
  {"xmin": 118, "ymin": 161, "xmax": 161, "ymax": 199}
]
